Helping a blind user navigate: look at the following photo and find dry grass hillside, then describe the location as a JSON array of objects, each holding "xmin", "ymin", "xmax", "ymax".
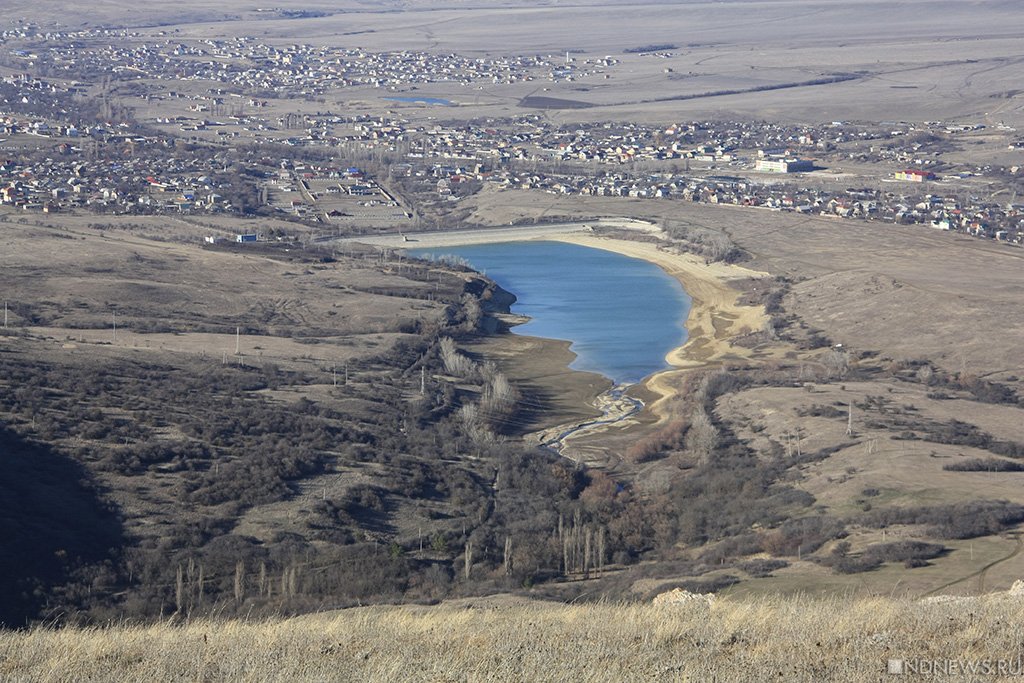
[
  {"xmin": 2, "ymin": 219, "xmax": 596, "ymax": 626},
  {"xmin": 5, "ymin": 593, "xmax": 1024, "ymax": 682}
]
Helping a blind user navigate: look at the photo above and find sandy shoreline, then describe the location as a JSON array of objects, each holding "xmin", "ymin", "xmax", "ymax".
[
  {"xmin": 332, "ymin": 218, "xmax": 658, "ymax": 250},
  {"xmin": 349, "ymin": 223, "xmax": 771, "ymax": 427},
  {"xmin": 549, "ymin": 234, "xmax": 771, "ymax": 420}
]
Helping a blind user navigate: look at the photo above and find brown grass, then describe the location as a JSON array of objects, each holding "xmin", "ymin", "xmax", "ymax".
[{"xmin": 4, "ymin": 595, "xmax": 1024, "ymax": 681}]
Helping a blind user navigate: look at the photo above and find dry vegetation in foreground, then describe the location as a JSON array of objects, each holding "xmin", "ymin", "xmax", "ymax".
[{"xmin": 5, "ymin": 594, "xmax": 1024, "ymax": 682}]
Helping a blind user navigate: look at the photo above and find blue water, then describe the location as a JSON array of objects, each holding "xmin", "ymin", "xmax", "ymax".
[
  {"xmin": 409, "ymin": 241, "xmax": 691, "ymax": 385},
  {"xmin": 382, "ymin": 96, "xmax": 455, "ymax": 106}
]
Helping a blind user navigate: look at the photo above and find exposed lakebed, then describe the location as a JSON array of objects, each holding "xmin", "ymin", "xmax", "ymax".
[{"xmin": 408, "ymin": 240, "xmax": 691, "ymax": 386}]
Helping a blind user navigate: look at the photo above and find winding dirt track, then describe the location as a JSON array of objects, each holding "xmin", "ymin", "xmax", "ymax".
[{"xmin": 921, "ymin": 534, "xmax": 1024, "ymax": 598}]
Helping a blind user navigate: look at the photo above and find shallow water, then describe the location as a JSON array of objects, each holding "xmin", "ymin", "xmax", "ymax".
[
  {"xmin": 408, "ymin": 241, "xmax": 691, "ymax": 385},
  {"xmin": 382, "ymin": 96, "xmax": 454, "ymax": 106}
]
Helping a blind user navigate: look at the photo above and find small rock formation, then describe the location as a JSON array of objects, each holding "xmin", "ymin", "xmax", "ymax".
[
  {"xmin": 652, "ymin": 588, "xmax": 716, "ymax": 608},
  {"xmin": 921, "ymin": 595, "xmax": 975, "ymax": 606}
]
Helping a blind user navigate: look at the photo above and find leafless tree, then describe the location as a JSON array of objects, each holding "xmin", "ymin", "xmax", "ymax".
[
  {"xmin": 439, "ymin": 337, "xmax": 476, "ymax": 377},
  {"xmin": 461, "ymin": 294, "xmax": 483, "ymax": 331},
  {"xmin": 916, "ymin": 364, "xmax": 934, "ymax": 384},
  {"xmin": 686, "ymin": 408, "xmax": 718, "ymax": 465},
  {"xmin": 175, "ymin": 564, "xmax": 184, "ymax": 613},
  {"xmin": 234, "ymin": 561, "xmax": 245, "ymax": 603},
  {"xmin": 824, "ymin": 348, "xmax": 850, "ymax": 379}
]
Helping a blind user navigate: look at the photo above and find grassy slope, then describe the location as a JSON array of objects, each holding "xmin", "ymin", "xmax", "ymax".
[{"xmin": 4, "ymin": 595, "xmax": 1024, "ymax": 681}]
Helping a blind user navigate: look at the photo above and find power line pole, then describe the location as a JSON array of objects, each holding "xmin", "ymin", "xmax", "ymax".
[
  {"xmin": 235, "ymin": 326, "xmax": 240, "ymax": 355},
  {"xmin": 420, "ymin": 366, "xmax": 426, "ymax": 395},
  {"xmin": 112, "ymin": 309, "xmax": 116, "ymax": 342}
]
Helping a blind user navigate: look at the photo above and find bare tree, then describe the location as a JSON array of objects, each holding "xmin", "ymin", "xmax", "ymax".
[
  {"xmin": 916, "ymin": 364, "xmax": 934, "ymax": 384},
  {"xmin": 175, "ymin": 564, "xmax": 184, "ymax": 613},
  {"xmin": 461, "ymin": 294, "xmax": 483, "ymax": 331},
  {"xmin": 233, "ymin": 561, "xmax": 245, "ymax": 603},
  {"xmin": 439, "ymin": 337, "xmax": 476, "ymax": 377},
  {"xmin": 459, "ymin": 403, "xmax": 493, "ymax": 444},
  {"xmin": 824, "ymin": 348, "xmax": 850, "ymax": 379},
  {"xmin": 481, "ymin": 371, "xmax": 520, "ymax": 428},
  {"xmin": 196, "ymin": 563, "xmax": 204, "ymax": 609},
  {"xmin": 686, "ymin": 408, "xmax": 718, "ymax": 465},
  {"xmin": 503, "ymin": 537, "xmax": 513, "ymax": 576}
]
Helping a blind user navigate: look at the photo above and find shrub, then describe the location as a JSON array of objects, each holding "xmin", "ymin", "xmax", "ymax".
[
  {"xmin": 944, "ymin": 458, "xmax": 1024, "ymax": 472},
  {"xmin": 821, "ymin": 540, "xmax": 945, "ymax": 574},
  {"xmin": 739, "ymin": 558, "xmax": 789, "ymax": 578},
  {"xmin": 861, "ymin": 501, "xmax": 1024, "ymax": 539}
]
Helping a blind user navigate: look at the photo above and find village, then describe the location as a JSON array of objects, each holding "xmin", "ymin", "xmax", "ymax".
[
  {"xmin": 0, "ymin": 24, "xmax": 611, "ymax": 94},
  {"xmin": 0, "ymin": 22, "xmax": 1021, "ymax": 244}
]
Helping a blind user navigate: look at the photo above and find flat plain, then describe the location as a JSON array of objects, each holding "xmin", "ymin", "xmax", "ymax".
[{"xmin": 12, "ymin": 0, "xmax": 1024, "ymax": 127}]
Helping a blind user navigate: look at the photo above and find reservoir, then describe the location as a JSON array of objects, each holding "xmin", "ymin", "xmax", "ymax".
[
  {"xmin": 408, "ymin": 240, "xmax": 691, "ymax": 385},
  {"xmin": 382, "ymin": 96, "xmax": 455, "ymax": 106}
]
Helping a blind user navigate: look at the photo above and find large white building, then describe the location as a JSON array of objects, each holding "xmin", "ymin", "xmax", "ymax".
[{"xmin": 755, "ymin": 158, "xmax": 815, "ymax": 173}]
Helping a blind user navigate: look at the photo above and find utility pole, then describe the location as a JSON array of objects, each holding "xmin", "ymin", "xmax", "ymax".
[
  {"xmin": 235, "ymin": 326, "xmax": 240, "ymax": 355},
  {"xmin": 420, "ymin": 366, "xmax": 426, "ymax": 395},
  {"xmin": 846, "ymin": 402, "xmax": 854, "ymax": 436},
  {"xmin": 112, "ymin": 309, "xmax": 116, "ymax": 342},
  {"xmin": 3, "ymin": 300, "xmax": 7, "ymax": 329}
]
